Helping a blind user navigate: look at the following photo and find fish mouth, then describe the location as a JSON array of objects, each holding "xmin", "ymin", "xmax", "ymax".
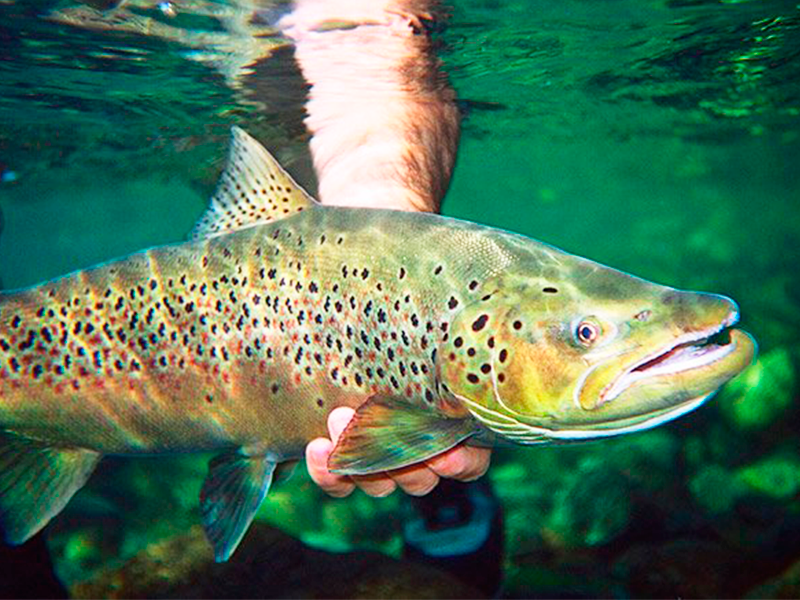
[
  {"xmin": 599, "ymin": 320, "xmax": 742, "ymax": 406},
  {"xmin": 574, "ymin": 300, "xmax": 756, "ymax": 420}
]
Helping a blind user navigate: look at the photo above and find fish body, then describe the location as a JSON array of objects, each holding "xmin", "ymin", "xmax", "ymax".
[
  {"xmin": 0, "ymin": 128, "xmax": 756, "ymax": 560},
  {"xmin": 1, "ymin": 207, "xmax": 504, "ymax": 454}
]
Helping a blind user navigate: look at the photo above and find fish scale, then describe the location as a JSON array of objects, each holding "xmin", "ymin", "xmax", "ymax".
[{"xmin": 0, "ymin": 127, "xmax": 755, "ymax": 562}]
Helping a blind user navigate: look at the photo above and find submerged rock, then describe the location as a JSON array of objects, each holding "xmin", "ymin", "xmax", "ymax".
[
  {"xmin": 614, "ymin": 538, "xmax": 752, "ymax": 598},
  {"xmin": 718, "ymin": 348, "xmax": 795, "ymax": 431},
  {"xmin": 746, "ymin": 556, "xmax": 800, "ymax": 599},
  {"xmin": 736, "ymin": 453, "xmax": 800, "ymax": 500},
  {"xmin": 68, "ymin": 522, "xmax": 484, "ymax": 599}
]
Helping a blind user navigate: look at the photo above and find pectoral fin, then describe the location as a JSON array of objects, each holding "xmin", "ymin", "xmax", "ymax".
[
  {"xmin": 0, "ymin": 432, "xmax": 100, "ymax": 544},
  {"xmin": 199, "ymin": 450, "xmax": 278, "ymax": 562},
  {"xmin": 328, "ymin": 395, "xmax": 477, "ymax": 476}
]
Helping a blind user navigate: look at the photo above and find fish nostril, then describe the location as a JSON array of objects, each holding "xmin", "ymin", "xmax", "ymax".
[
  {"xmin": 661, "ymin": 292, "xmax": 683, "ymax": 307},
  {"xmin": 633, "ymin": 310, "xmax": 652, "ymax": 322}
]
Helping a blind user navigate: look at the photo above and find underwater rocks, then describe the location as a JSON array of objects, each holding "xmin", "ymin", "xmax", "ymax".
[
  {"xmin": 746, "ymin": 556, "xmax": 800, "ymax": 599},
  {"xmin": 68, "ymin": 522, "xmax": 484, "ymax": 599},
  {"xmin": 0, "ymin": 532, "xmax": 67, "ymax": 599},
  {"xmin": 718, "ymin": 347, "xmax": 795, "ymax": 431},
  {"xmin": 614, "ymin": 538, "xmax": 757, "ymax": 598}
]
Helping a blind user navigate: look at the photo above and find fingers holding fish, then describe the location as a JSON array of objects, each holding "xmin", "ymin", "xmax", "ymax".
[
  {"xmin": 305, "ymin": 436, "xmax": 355, "ymax": 498},
  {"xmin": 306, "ymin": 407, "xmax": 396, "ymax": 498},
  {"xmin": 351, "ymin": 472, "xmax": 398, "ymax": 497},
  {"xmin": 325, "ymin": 406, "xmax": 397, "ymax": 497},
  {"xmin": 426, "ymin": 445, "xmax": 491, "ymax": 482},
  {"xmin": 307, "ymin": 406, "xmax": 490, "ymax": 498},
  {"xmin": 388, "ymin": 463, "xmax": 440, "ymax": 496}
]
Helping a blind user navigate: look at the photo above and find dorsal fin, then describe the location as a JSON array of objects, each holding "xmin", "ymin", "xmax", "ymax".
[{"xmin": 192, "ymin": 127, "xmax": 318, "ymax": 240}]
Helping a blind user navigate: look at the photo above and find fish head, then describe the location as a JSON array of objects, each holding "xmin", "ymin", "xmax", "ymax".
[{"xmin": 439, "ymin": 253, "xmax": 757, "ymax": 443}]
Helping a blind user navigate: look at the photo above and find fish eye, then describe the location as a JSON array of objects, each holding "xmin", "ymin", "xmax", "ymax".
[{"xmin": 575, "ymin": 320, "xmax": 600, "ymax": 346}]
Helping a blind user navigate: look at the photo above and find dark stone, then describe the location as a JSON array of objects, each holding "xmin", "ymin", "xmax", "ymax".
[
  {"xmin": 0, "ymin": 532, "xmax": 67, "ymax": 599},
  {"xmin": 69, "ymin": 523, "xmax": 485, "ymax": 599}
]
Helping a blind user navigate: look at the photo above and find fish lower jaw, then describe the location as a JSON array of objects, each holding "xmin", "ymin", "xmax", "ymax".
[
  {"xmin": 547, "ymin": 394, "xmax": 712, "ymax": 440},
  {"xmin": 600, "ymin": 326, "xmax": 737, "ymax": 405}
]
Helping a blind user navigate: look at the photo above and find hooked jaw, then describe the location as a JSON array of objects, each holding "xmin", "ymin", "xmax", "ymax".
[
  {"xmin": 571, "ymin": 292, "xmax": 756, "ymax": 434},
  {"xmin": 598, "ymin": 310, "xmax": 741, "ymax": 406}
]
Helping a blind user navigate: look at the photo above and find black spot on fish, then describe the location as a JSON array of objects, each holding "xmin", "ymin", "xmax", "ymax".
[
  {"xmin": 472, "ymin": 315, "xmax": 488, "ymax": 331},
  {"xmin": 499, "ymin": 349, "xmax": 508, "ymax": 363},
  {"xmin": 543, "ymin": 286, "xmax": 558, "ymax": 294},
  {"xmin": 467, "ymin": 373, "xmax": 480, "ymax": 384},
  {"xmin": 448, "ymin": 297, "xmax": 459, "ymax": 310}
]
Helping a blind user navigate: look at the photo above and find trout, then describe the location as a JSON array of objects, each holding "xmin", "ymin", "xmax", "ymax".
[{"xmin": 0, "ymin": 128, "xmax": 756, "ymax": 560}]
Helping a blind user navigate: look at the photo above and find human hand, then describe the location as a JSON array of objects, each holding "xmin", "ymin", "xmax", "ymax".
[{"xmin": 306, "ymin": 406, "xmax": 491, "ymax": 498}]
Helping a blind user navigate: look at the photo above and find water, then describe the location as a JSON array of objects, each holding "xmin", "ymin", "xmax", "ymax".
[{"xmin": 1, "ymin": 0, "xmax": 799, "ymax": 597}]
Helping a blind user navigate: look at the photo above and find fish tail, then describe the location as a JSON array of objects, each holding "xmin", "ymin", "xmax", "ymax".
[{"xmin": 0, "ymin": 431, "xmax": 100, "ymax": 544}]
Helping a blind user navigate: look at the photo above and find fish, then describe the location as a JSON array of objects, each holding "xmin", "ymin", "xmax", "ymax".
[{"xmin": 0, "ymin": 127, "xmax": 756, "ymax": 561}]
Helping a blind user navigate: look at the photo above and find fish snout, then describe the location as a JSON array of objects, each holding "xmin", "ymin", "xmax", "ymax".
[{"xmin": 661, "ymin": 290, "xmax": 739, "ymax": 332}]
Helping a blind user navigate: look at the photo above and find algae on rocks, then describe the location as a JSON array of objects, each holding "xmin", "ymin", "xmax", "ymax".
[{"xmin": 718, "ymin": 347, "xmax": 795, "ymax": 431}]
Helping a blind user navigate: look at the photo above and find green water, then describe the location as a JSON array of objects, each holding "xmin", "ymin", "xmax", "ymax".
[{"xmin": 1, "ymin": 0, "xmax": 799, "ymax": 597}]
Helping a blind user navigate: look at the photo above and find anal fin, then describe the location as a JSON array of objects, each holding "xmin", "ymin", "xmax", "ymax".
[
  {"xmin": 328, "ymin": 395, "xmax": 477, "ymax": 476},
  {"xmin": 0, "ymin": 432, "xmax": 100, "ymax": 544},
  {"xmin": 199, "ymin": 450, "xmax": 278, "ymax": 562}
]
